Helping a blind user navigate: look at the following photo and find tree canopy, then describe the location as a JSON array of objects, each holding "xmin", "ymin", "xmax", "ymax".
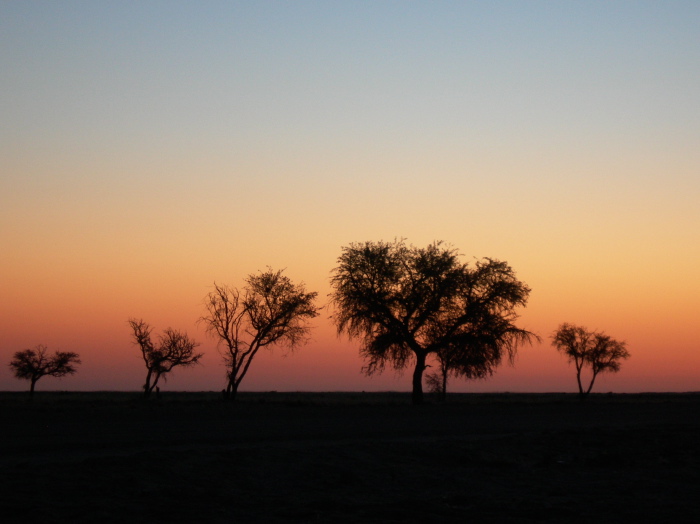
[{"xmin": 330, "ymin": 239, "xmax": 537, "ymax": 404}]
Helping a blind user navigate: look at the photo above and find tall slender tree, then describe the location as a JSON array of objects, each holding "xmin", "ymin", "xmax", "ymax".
[{"xmin": 200, "ymin": 268, "xmax": 319, "ymax": 400}]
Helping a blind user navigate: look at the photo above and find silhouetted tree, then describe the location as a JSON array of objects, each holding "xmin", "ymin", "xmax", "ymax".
[
  {"xmin": 8, "ymin": 345, "xmax": 81, "ymax": 396},
  {"xmin": 199, "ymin": 268, "xmax": 319, "ymax": 401},
  {"xmin": 330, "ymin": 239, "xmax": 537, "ymax": 405},
  {"xmin": 128, "ymin": 319, "xmax": 203, "ymax": 398},
  {"xmin": 551, "ymin": 323, "xmax": 630, "ymax": 398}
]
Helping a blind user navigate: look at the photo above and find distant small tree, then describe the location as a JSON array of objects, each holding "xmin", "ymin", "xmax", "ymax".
[
  {"xmin": 9, "ymin": 345, "xmax": 81, "ymax": 396},
  {"xmin": 200, "ymin": 268, "xmax": 319, "ymax": 401},
  {"xmin": 128, "ymin": 319, "xmax": 203, "ymax": 398},
  {"xmin": 551, "ymin": 323, "xmax": 630, "ymax": 398}
]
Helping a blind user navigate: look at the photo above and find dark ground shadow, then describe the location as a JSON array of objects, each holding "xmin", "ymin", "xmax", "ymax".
[{"xmin": 1, "ymin": 392, "xmax": 698, "ymax": 523}]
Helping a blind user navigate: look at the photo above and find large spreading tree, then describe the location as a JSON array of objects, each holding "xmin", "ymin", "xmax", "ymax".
[
  {"xmin": 330, "ymin": 240, "xmax": 538, "ymax": 405},
  {"xmin": 200, "ymin": 268, "xmax": 319, "ymax": 401}
]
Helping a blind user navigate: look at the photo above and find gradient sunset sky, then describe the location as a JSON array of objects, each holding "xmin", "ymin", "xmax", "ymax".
[{"xmin": 2, "ymin": 1, "xmax": 698, "ymax": 393}]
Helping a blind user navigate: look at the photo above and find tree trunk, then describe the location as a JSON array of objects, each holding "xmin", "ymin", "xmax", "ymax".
[
  {"xmin": 227, "ymin": 380, "xmax": 239, "ymax": 401},
  {"xmin": 29, "ymin": 377, "xmax": 37, "ymax": 397},
  {"xmin": 143, "ymin": 369, "xmax": 153, "ymax": 399},
  {"xmin": 440, "ymin": 370, "xmax": 448, "ymax": 403},
  {"xmin": 412, "ymin": 352, "xmax": 427, "ymax": 405},
  {"xmin": 585, "ymin": 372, "xmax": 598, "ymax": 396},
  {"xmin": 576, "ymin": 368, "xmax": 586, "ymax": 399}
]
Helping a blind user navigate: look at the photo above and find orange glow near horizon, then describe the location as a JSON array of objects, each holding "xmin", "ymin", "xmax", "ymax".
[{"xmin": 2, "ymin": 252, "xmax": 698, "ymax": 393}]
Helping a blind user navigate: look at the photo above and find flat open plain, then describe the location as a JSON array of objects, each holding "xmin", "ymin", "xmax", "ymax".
[{"xmin": 1, "ymin": 392, "xmax": 698, "ymax": 523}]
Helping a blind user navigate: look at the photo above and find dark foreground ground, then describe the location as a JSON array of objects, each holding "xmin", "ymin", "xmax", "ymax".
[{"xmin": 1, "ymin": 392, "xmax": 699, "ymax": 523}]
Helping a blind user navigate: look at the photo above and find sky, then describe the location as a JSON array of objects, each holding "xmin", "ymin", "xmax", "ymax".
[{"xmin": 2, "ymin": 1, "xmax": 699, "ymax": 393}]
